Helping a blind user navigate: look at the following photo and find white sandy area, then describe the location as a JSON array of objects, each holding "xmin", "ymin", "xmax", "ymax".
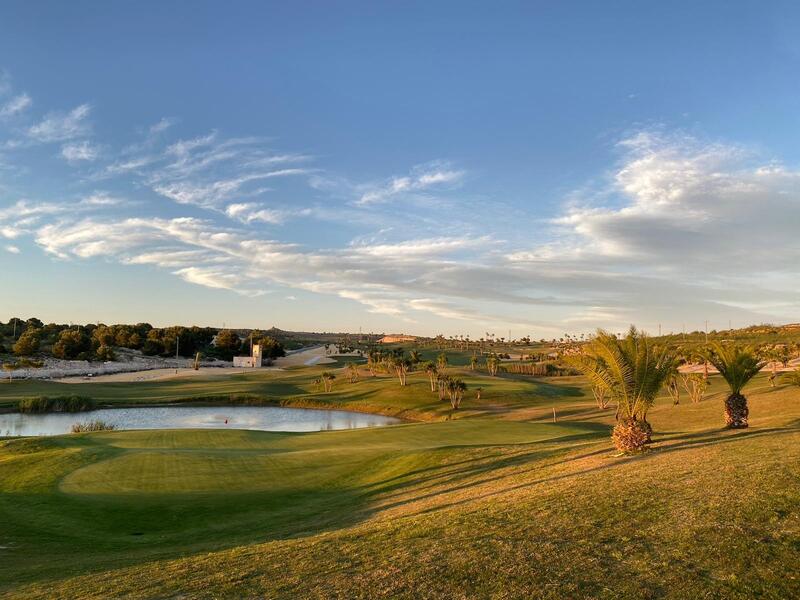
[
  {"xmin": 55, "ymin": 345, "xmax": 361, "ymax": 383},
  {"xmin": 678, "ymin": 357, "xmax": 800, "ymax": 374},
  {"xmin": 58, "ymin": 366, "xmax": 253, "ymax": 384},
  {"xmin": 272, "ymin": 345, "xmax": 361, "ymax": 367}
]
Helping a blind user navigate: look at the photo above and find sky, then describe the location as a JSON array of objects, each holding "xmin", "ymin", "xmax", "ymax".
[{"xmin": 2, "ymin": 1, "xmax": 800, "ymax": 338}]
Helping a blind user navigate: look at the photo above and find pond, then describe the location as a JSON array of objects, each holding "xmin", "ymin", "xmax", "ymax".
[{"xmin": 0, "ymin": 405, "xmax": 402, "ymax": 437}]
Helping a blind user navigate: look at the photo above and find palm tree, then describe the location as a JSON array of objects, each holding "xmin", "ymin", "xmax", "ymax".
[
  {"xmin": 446, "ymin": 378, "xmax": 467, "ymax": 409},
  {"xmin": 475, "ymin": 386, "xmax": 483, "ymax": 401},
  {"xmin": 436, "ymin": 373, "xmax": 449, "ymax": 401},
  {"xmin": 321, "ymin": 371, "xmax": 336, "ymax": 392},
  {"xmin": 704, "ymin": 343, "xmax": 764, "ymax": 429},
  {"xmin": 409, "ymin": 350, "xmax": 421, "ymax": 366},
  {"xmin": 346, "ymin": 362, "xmax": 359, "ymax": 383},
  {"xmin": 423, "ymin": 361, "xmax": 438, "ymax": 392},
  {"xmin": 389, "ymin": 356, "xmax": 410, "ymax": 386},
  {"xmin": 567, "ymin": 327, "xmax": 676, "ymax": 453},
  {"xmin": 486, "ymin": 355, "xmax": 499, "ymax": 376},
  {"xmin": 469, "ymin": 355, "xmax": 478, "ymax": 371},
  {"xmin": 436, "ymin": 352, "xmax": 448, "ymax": 372}
]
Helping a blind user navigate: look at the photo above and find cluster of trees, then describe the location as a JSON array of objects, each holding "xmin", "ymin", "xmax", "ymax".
[
  {"xmin": 0, "ymin": 318, "xmax": 285, "ymax": 364},
  {"xmin": 568, "ymin": 327, "xmax": 770, "ymax": 453}
]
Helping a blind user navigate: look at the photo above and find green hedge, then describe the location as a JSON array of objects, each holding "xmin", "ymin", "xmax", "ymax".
[{"xmin": 18, "ymin": 395, "xmax": 96, "ymax": 413}]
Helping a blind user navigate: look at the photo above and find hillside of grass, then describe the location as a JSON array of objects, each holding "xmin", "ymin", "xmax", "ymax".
[{"xmin": 1, "ymin": 360, "xmax": 799, "ymax": 598}]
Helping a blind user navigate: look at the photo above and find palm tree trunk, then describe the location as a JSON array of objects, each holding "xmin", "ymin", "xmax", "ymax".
[
  {"xmin": 611, "ymin": 418, "xmax": 650, "ymax": 452},
  {"xmin": 724, "ymin": 393, "xmax": 749, "ymax": 428}
]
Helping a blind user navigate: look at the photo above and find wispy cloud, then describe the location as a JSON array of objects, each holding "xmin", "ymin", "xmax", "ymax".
[
  {"xmin": 28, "ymin": 104, "xmax": 92, "ymax": 142},
  {"xmin": 357, "ymin": 162, "xmax": 465, "ymax": 205},
  {"xmin": 61, "ymin": 140, "xmax": 101, "ymax": 163},
  {"xmin": 0, "ymin": 93, "xmax": 32, "ymax": 118}
]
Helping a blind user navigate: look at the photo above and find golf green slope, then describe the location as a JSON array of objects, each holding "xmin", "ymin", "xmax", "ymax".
[{"xmin": 1, "ymin": 367, "xmax": 799, "ymax": 598}]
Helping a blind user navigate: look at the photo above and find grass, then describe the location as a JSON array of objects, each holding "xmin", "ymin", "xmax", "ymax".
[{"xmin": 0, "ymin": 358, "xmax": 799, "ymax": 598}]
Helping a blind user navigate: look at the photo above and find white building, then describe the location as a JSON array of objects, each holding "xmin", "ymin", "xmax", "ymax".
[{"xmin": 233, "ymin": 344, "xmax": 263, "ymax": 368}]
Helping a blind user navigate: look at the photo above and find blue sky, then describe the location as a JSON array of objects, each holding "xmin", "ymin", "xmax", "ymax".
[{"xmin": 2, "ymin": 1, "xmax": 800, "ymax": 337}]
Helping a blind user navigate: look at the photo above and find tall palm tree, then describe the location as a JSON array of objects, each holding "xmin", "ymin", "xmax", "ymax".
[
  {"xmin": 423, "ymin": 361, "xmax": 438, "ymax": 392},
  {"xmin": 567, "ymin": 327, "xmax": 676, "ymax": 453},
  {"xmin": 704, "ymin": 343, "xmax": 764, "ymax": 429},
  {"xmin": 469, "ymin": 355, "xmax": 478, "ymax": 371},
  {"xmin": 436, "ymin": 352, "xmax": 448, "ymax": 372}
]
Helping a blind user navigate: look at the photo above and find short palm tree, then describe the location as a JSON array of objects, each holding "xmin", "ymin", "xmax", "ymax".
[
  {"xmin": 568, "ymin": 327, "xmax": 676, "ymax": 452},
  {"xmin": 446, "ymin": 378, "xmax": 467, "ymax": 409},
  {"xmin": 321, "ymin": 371, "xmax": 336, "ymax": 392},
  {"xmin": 408, "ymin": 350, "xmax": 421, "ymax": 366},
  {"xmin": 704, "ymin": 343, "xmax": 764, "ymax": 429}
]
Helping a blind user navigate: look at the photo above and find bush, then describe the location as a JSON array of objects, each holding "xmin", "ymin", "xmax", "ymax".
[
  {"xmin": 71, "ymin": 420, "xmax": 116, "ymax": 433},
  {"xmin": 18, "ymin": 395, "xmax": 96, "ymax": 413}
]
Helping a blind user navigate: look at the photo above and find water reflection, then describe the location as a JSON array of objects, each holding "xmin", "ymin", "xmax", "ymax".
[{"xmin": 0, "ymin": 406, "xmax": 401, "ymax": 437}]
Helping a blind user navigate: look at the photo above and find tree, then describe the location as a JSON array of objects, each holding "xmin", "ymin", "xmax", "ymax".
[
  {"xmin": 92, "ymin": 325, "xmax": 115, "ymax": 348},
  {"xmin": 470, "ymin": 355, "xmax": 478, "ymax": 371},
  {"xmin": 141, "ymin": 338, "xmax": 165, "ymax": 356},
  {"xmin": 347, "ymin": 362, "xmax": 359, "ymax": 383},
  {"xmin": 486, "ymin": 355, "xmax": 500, "ymax": 376},
  {"xmin": 256, "ymin": 336, "xmax": 285, "ymax": 359},
  {"xmin": 436, "ymin": 352, "xmax": 448, "ymax": 372},
  {"xmin": 704, "ymin": 343, "xmax": 764, "ymax": 429},
  {"xmin": 436, "ymin": 374, "xmax": 449, "ymax": 401},
  {"xmin": 446, "ymin": 378, "xmax": 467, "ymax": 409},
  {"xmin": 389, "ymin": 356, "xmax": 410, "ymax": 386},
  {"xmin": 680, "ymin": 373, "xmax": 708, "ymax": 404},
  {"xmin": 666, "ymin": 373, "xmax": 681, "ymax": 405},
  {"xmin": 321, "ymin": 371, "xmax": 336, "ymax": 392},
  {"xmin": 567, "ymin": 327, "xmax": 676, "ymax": 453},
  {"xmin": 408, "ymin": 350, "xmax": 421, "ymax": 366},
  {"xmin": 52, "ymin": 329, "xmax": 92, "ymax": 359},
  {"xmin": 13, "ymin": 330, "xmax": 40, "ymax": 356},
  {"xmin": 367, "ymin": 350, "xmax": 381, "ymax": 377},
  {"xmin": 475, "ymin": 386, "xmax": 483, "ymax": 401},
  {"xmin": 95, "ymin": 345, "xmax": 116, "ymax": 361},
  {"xmin": 2, "ymin": 362, "xmax": 20, "ymax": 382},
  {"xmin": 423, "ymin": 361, "xmax": 438, "ymax": 392},
  {"xmin": 214, "ymin": 329, "xmax": 241, "ymax": 359},
  {"xmin": 591, "ymin": 384, "xmax": 610, "ymax": 409}
]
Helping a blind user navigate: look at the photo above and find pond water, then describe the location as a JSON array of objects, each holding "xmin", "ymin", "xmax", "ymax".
[{"xmin": 0, "ymin": 405, "xmax": 402, "ymax": 437}]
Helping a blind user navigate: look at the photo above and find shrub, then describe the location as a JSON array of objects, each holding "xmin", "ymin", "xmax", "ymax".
[
  {"xmin": 784, "ymin": 368, "xmax": 800, "ymax": 387},
  {"xmin": 18, "ymin": 395, "xmax": 96, "ymax": 413},
  {"xmin": 71, "ymin": 420, "xmax": 116, "ymax": 433}
]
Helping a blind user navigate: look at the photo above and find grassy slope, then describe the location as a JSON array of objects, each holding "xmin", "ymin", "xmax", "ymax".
[{"xmin": 0, "ymin": 364, "xmax": 799, "ymax": 598}]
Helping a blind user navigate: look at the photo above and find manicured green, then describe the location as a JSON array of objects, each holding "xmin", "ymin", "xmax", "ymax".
[{"xmin": 0, "ymin": 358, "xmax": 799, "ymax": 599}]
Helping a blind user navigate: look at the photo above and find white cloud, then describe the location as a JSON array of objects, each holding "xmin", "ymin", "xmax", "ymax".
[
  {"xmin": 28, "ymin": 104, "xmax": 91, "ymax": 142},
  {"xmin": 4, "ymin": 245, "xmax": 20, "ymax": 254},
  {"xmin": 0, "ymin": 93, "xmax": 32, "ymax": 118},
  {"xmin": 357, "ymin": 162, "xmax": 465, "ymax": 205},
  {"xmin": 149, "ymin": 117, "xmax": 176, "ymax": 134},
  {"xmin": 224, "ymin": 203, "xmax": 284, "ymax": 224},
  {"xmin": 61, "ymin": 141, "xmax": 100, "ymax": 163}
]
